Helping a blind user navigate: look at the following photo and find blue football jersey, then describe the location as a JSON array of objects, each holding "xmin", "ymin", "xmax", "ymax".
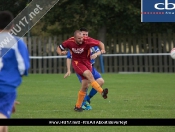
[{"xmin": 0, "ymin": 32, "xmax": 30, "ymax": 92}]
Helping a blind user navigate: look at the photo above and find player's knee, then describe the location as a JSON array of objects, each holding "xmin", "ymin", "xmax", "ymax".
[
  {"xmin": 84, "ymin": 83, "xmax": 89, "ymax": 89},
  {"xmin": 83, "ymin": 70, "xmax": 94, "ymax": 79},
  {"xmin": 81, "ymin": 80, "xmax": 89, "ymax": 90},
  {"xmin": 97, "ymin": 78, "xmax": 104, "ymax": 86},
  {"xmin": 101, "ymin": 79, "xmax": 104, "ymax": 85}
]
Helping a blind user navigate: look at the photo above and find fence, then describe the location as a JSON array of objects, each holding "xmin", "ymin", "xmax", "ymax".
[{"xmin": 24, "ymin": 33, "xmax": 175, "ymax": 73}]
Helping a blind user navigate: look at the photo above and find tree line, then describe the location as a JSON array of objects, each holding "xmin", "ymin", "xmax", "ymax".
[{"xmin": 1, "ymin": 0, "xmax": 175, "ymax": 38}]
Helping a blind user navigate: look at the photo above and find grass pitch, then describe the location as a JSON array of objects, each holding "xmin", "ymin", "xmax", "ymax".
[{"xmin": 9, "ymin": 73, "xmax": 175, "ymax": 132}]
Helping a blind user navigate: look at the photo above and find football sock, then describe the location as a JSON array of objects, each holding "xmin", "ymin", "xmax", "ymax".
[
  {"xmin": 83, "ymin": 95, "xmax": 89, "ymax": 104},
  {"xmin": 91, "ymin": 81, "xmax": 103, "ymax": 93},
  {"xmin": 89, "ymin": 88, "xmax": 97, "ymax": 98},
  {"xmin": 82, "ymin": 89, "xmax": 88, "ymax": 106},
  {"xmin": 86, "ymin": 95, "xmax": 90, "ymax": 102},
  {"xmin": 85, "ymin": 88, "xmax": 88, "ymax": 101},
  {"xmin": 76, "ymin": 90, "xmax": 86, "ymax": 108}
]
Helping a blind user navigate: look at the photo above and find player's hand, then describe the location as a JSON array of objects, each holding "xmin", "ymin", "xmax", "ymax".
[
  {"xmin": 64, "ymin": 71, "xmax": 71, "ymax": 78},
  {"xmin": 90, "ymin": 53, "xmax": 98, "ymax": 60},
  {"xmin": 101, "ymin": 50, "xmax": 106, "ymax": 54},
  {"xmin": 61, "ymin": 51, "xmax": 68, "ymax": 55},
  {"xmin": 12, "ymin": 101, "xmax": 20, "ymax": 113}
]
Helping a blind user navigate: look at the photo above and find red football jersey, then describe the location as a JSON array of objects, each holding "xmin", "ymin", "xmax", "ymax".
[{"xmin": 62, "ymin": 37, "xmax": 100, "ymax": 62}]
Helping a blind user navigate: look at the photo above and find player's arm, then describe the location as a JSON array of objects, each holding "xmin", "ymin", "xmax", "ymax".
[
  {"xmin": 16, "ymin": 39, "xmax": 30, "ymax": 76},
  {"xmin": 91, "ymin": 47, "xmax": 101, "ymax": 60},
  {"xmin": 12, "ymin": 101, "xmax": 20, "ymax": 113},
  {"xmin": 87, "ymin": 37, "xmax": 106, "ymax": 54},
  {"xmin": 64, "ymin": 58, "xmax": 72, "ymax": 78},
  {"xmin": 64, "ymin": 51, "xmax": 72, "ymax": 78},
  {"xmin": 57, "ymin": 44, "xmax": 68, "ymax": 55},
  {"xmin": 98, "ymin": 41, "xmax": 106, "ymax": 54},
  {"xmin": 91, "ymin": 51, "xmax": 101, "ymax": 60}
]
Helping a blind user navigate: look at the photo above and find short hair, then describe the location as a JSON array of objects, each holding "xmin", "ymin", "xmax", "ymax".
[
  {"xmin": 74, "ymin": 30, "xmax": 82, "ymax": 37},
  {"xmin": 79, "ymin": 27, "xmax": 88, "ymax": 32},
  {"xmin": 0, "ymin": 11, "xmax": 14, "ymax": 30}
]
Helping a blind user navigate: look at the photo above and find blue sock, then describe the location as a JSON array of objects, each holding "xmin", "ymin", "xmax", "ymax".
[{"xmin": 88, "ymin": 88, "xmax": 97, "ymax": 100}]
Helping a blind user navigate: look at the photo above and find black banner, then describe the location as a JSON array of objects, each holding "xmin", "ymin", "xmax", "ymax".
[{"xmin": 0, "ymin": 119, "xmax": 174, "ymax": 126}]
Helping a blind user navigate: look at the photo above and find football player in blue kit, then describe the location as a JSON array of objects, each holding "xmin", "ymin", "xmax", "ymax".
[{"xmin": 0, "ymin": 11, "xmax": 30, "ymax": 132}]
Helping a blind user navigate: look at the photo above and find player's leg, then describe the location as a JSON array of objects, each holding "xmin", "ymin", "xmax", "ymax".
[
  {"xmin": 82, "ymin": 87, "xmax": 92, "ymax": 110},
  {"xmin": 0, "ymin": 92, "xmax": 16, "ymax": 132},
  {"xmin": 81, "ymin": 88, "xmax": 92, "ymax": 110},
  {"xmin": 74, "ymin": 79, "xmax": 89, "ymax": 112},
  {"xmin": 75, "ymin": 73, "xmax": 91, "ymax": 110},
  {"xmin": 73, "ymin": 63, "xmax": 88, "ymax": 112},
  {"xmin": 87, "ymin": 67, "xmax": 104, "ymax": 103},
  {"xmin": 73, "ymin": 62, "xmax": 108, "ymax": 112},
  {"xmin": 0, "ymin": 113, "xmax": 8, "ymax": 132},
  {"xmin": 87, "ymin": 78, "xmax": 104, "ymax": 103},
  {"xmin": 83, "ymin": 70, "xmax": 108, "ymax": 99}
]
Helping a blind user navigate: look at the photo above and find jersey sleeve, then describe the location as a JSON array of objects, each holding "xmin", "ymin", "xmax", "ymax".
[
  {"xmin": 17, "ymin": 39, "xmax": 30, "ymax": 76},
  {"xmin": 85, "ymin": 37, "xmax": 100, "ymax": 47},
  {"xmin": 60, "ymin": 41, "xmax": 68, "ymax": 50},
  {"xmin": 62, "ymin": 40, "xmax": 68, "ymax": 48},
  {"xmin": 94, "ymin": 46, "xmax": 100, "ymax": 52},
  {"xmin": 62, "ymin": 37, "xmax": 74, "ymax": 50},
  {"xmin": 67, "ymin": 50, "xmax": 72, "ymax": 59}
]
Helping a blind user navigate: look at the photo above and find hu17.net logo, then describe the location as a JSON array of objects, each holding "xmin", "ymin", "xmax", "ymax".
[{"xmin": 141, "ymin": 0, "xmax": 175, "ymax": 22}]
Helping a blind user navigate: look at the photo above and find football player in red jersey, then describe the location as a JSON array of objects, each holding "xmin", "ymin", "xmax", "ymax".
[
  {"xmin": 64, "ymin": 28, "xmax": 105, "ymax": 110},
  {"xmin": 57, "ymin": 30, "xmax": 108, "ymax": 112}
]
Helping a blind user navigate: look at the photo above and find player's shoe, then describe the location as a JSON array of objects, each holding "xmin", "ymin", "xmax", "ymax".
[
  {"xmin": 82, "ymin": 105, "xmax": 86, "ymax": 110},
  {"xmin": 84, "ymin": 101, "xmax": 92, "ymax": 110},
  {"xmin": 74, "ymin": 106, "xmax": 83, "ymax": 112},
  {"xmin": 101, "ymin": 88, "xmax": 108, "ymax": 99}
]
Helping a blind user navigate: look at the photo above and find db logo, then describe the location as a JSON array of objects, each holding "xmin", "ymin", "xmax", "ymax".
[{"xmin": 154, "ymin": 0, "xmax": 175, "ymax": 10}]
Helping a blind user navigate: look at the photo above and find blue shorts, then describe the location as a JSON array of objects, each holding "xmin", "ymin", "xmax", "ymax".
[
  {"xmin": 76, "ymin": 66, "xmax": 102, "ymax": 82},
  {"xmin": 0, "ymin": 91, "xmax": 16, "ymax": 118}
]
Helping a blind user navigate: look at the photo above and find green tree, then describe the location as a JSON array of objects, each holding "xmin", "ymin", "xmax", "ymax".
[
  {"xmin": 0, "ymin": 0, "xmax": 30, "ymax": 17},
  {"xmin": 43, "ymin": 0, "xmax": 175, "ymax": 35},
  {"xmin": 42, "ymin": 0, "xmax": 141, "ymax": 41}
]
